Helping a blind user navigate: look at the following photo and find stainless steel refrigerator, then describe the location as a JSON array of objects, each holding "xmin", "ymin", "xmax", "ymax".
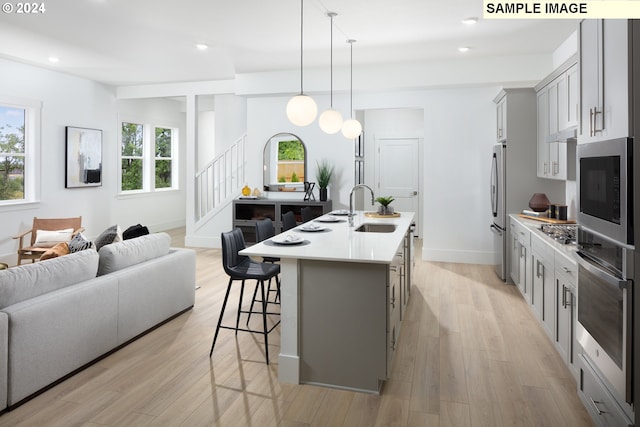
[{"xmin": 490, "ymin": 143, "xmax": 506, "ymax": 280}]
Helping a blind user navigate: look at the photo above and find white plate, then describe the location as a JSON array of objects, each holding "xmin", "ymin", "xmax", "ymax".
[
  {"xmin": 331, "ymin": 210, "xmax": 350, "ymax": 216},
  {"xmin": 299, "ymin": 224, "xmax": 327, "ymax": 232},
  {"xmin": 316, "ymin": 215, "xmax": 341, "ymax": 223},
  {"xmin": 271, "ymin": 234, "xmax": 304, "ymax": 245}
]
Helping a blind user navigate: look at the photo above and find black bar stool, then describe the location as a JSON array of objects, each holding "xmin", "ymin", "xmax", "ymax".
[
  {"xmin": 209, "ymin": 228, "xmax": 281, "ymax": 364},
  {"xmin": 246, "ymin": 219, "xmax": 281, "ymax": 326},
  {"xmin": 301, "ymin": 206, "xmax": 315, "ymax": 223},
  {"xmin": 282, "ymin": 210, "xmax": 297, "ymax": 231}
]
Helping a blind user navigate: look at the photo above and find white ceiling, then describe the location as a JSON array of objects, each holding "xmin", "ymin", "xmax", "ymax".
[{"xmin": 0, "ymin": 0, "xmax": 579, "ymax": 86}]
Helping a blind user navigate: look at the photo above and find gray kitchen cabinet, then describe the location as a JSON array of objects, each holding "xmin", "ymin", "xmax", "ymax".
[
  {"xmin": 232, "ymin": 199, "xmax": 332, "ymax": 243},
  {"xmin": 579, "ymin": 354, "xmax": 634, "ymax": 427},
  {"xmin": 555, "ymin": 252, "xmax": 578, "ymax": 380},
  {"xmin": 535, "ymin": 57, "xmax": 577, "ymax": 180},
  {"xmin": 531, "ymin": 233, "xmax": 555, "ymax": 338},
  {"xmin": 579, "ymin": 19, "xmax": 637, "ymax": 142},
  {"xmin": 510, "ymin": 218, "xmax": 531, "ymax": 303},
  {"xmin": 496, "ymin": 95, "xmax": 507, "ymax": 141}
]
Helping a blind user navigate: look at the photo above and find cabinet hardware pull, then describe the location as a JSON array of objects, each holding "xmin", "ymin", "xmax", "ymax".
[
  {"xmin": 536, "ymin": 260, "xmax": 543, "ymax": 278},
  {"xmin": 589, "ymin": 398, "xmax": 606, "ymax": 415},
  {"xmin": 544, "ymin": 162, "xmax": 548, "ymax": 175},
  {"xmin": 589, "ymin": 107, "xmax": 594, "ymax": 136},
  {"xmin": 561, "ymin": 284, "xmax": 567, "ymax": 308},
  {"xmin": 562, "ymin": 266, "xmax": 571, "ymax": 274}
]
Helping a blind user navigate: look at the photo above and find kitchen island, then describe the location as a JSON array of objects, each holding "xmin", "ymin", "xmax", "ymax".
[{"xmin": 240, "ymin": 210, "xmax": 415, "ymax": 393}]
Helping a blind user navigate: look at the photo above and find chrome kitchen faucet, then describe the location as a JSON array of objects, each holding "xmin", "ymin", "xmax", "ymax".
[{"xmin": 349, "ymin": 184, "xmax": 375, "ymax": 226}]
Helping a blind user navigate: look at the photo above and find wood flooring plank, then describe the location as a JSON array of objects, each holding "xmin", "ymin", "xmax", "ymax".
[
  {"xmin": 439, "ymin": 332, "xmax": 468, "ymax": 405},
  {"xmin": 440, "ymin": 401, "xmax": 471, "ymax": 427},
  {"xmin": 341, "ymin": 392, "xmax": 382, "ymax": 427}
]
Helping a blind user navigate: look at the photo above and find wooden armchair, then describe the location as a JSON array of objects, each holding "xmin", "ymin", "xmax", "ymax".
[{"xmin": 13, "ymin": 216, "xmax": 84, "ymax": 265}]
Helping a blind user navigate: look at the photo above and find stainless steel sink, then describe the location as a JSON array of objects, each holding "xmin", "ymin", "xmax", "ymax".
[{"xmin": 355, "ymin": 223, "xmax": 397, "ymax": 233}]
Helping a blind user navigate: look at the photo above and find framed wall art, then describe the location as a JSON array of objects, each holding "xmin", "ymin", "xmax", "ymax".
[{"xmin": 65, "ymin": 126, "xmax": 102, "ymax": 188}]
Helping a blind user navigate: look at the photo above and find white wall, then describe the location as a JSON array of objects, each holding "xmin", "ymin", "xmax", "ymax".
[{"xmin": 0, "ymin": 60, "xmax": 187, "ymax": 265}]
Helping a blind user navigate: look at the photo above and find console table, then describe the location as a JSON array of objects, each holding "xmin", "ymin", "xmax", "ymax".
[{"xmin": 232, "ymin": 199, "xmax": 333, "ymax": 243}]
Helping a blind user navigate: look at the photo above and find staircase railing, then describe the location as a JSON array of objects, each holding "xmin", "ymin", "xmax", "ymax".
[{"xmin": 195, "ymin": 134, "xmax": 246, "ymax": 223}]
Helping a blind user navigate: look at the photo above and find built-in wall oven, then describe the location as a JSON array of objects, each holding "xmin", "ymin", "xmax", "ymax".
[
  {"xmin": 576, "ymin": 136, "xmax": 635, "ymax": 406},
  {"xmin": 576, "ymin": 228, "xmax": 633, "ymax": 404}
]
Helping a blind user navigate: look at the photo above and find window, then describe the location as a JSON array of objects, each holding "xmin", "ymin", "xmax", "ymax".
[
  {"xmin": 0, "ymin": 97, "xmax": 40, "ymax": 206},
  {"xmin": 121, "ymin": 122, "xmax": 144, "ymax": 191},
  {"xmin": 120, "ymin": 121, "xmax": 177, "ymax": 193},
  {"xmin": 155, "ymin": 127, "xmax": 173, "ymax": 189}
]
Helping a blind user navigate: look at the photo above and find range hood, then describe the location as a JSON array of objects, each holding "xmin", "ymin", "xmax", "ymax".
[{"xmin": 546, "ymin": 127, "xmax": 577, "ymax": 143}]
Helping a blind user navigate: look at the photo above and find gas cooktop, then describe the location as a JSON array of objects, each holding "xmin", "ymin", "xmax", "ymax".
[{"xmin": 539, "ymin": 224, "xmax": 577, "ymax": 245}]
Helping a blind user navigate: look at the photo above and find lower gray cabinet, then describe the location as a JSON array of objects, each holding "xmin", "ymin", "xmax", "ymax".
[
  {"xmin": 555, "ymin": 253, "xmax": 578, "ymax": 380},
  {"xmin": 579, "ymin": 355, "xmax": 634, "ymax": 427},
  {"xmin": 531, "ymin": 234, "xmax": 555, "ymax": 338}
]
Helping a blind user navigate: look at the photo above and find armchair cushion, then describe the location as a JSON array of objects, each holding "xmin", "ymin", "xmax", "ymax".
[{"xmin": 33, "ymin": 229, "xmax": 74, "ymax": 248}]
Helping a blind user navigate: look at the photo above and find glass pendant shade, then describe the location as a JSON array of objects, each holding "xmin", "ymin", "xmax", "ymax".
[
  {"xmin": 341, "ymin": 118, "xmax": 362, "ymax": 139},
  {"xmin": 319, "ymin": 108, "xmax": 343, "ymax": 134},
  {"xmin": 286, "ymin": 94, "xmax": 318, "ymax": 127}
]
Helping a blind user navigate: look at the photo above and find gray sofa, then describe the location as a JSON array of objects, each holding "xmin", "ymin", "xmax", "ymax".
[{"xmin": 0, "ymin": 232, "xmax": 196, "ymax": 411}]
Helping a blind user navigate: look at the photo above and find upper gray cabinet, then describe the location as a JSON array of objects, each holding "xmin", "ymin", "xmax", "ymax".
[
  {"xmin": 535, "ymin": 57, "xmax": 577, "ymax": 180},
  {"xmin": 579, "ymin": 19, "xmax": 637, "ymax": 142}
]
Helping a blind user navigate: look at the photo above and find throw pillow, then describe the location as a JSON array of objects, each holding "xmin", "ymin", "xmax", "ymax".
[
  {"xmin": 68, "ymin": 232, "xmax": 94, "ymax": 253},
  {"xmin": 94, "ymin": 225, "xmax": 122, "ymax": 251},
  {"xmin": 39, "ymin": 242, "xmax": 70, "ymax": 260},
  {"xmin": 34, "ymin": 228, "xmax": 74, "ymax": 248},
  {"xmin": 123, "ymin": 224, "xmax": 150, "ymax": 240}
]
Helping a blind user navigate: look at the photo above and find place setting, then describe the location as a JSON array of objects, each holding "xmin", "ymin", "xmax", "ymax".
[
  {"xmin": 265, "ymin": 234, "xmax": 311, "ymax": 246},
  {"xmin": 314, "ymin": 214, "xmax": 344, "ymax": 223},
  {"xmin": 295, "ymin": 222, "xmax": 332, "ymax": 233}
]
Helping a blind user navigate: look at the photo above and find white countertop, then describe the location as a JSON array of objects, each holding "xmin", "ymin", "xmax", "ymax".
[
  {"xmin": 509, "ymin": 214, "xmax": 577, "ymax": 264},
  {"xmin": 240, "ymin": 210, "xmax": 415, "ymax": 264}
]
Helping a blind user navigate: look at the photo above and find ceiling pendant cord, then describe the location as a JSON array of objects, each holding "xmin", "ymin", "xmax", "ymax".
[
  {"xmin": 318, "ymin": 11, "xmax": 343, "ymax": 134},
  {"xmin": 286, "ymin": 0, "xmax": 317, "ymax": 127},
  {"xmin": 341, "ymin": 38, "xmax": 362, "ymax": 139}
]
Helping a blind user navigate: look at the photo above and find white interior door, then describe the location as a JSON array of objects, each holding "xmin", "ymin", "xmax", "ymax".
[{"xmin": 375, "ymin": 137, "xmax": 420, "ymax": 235}]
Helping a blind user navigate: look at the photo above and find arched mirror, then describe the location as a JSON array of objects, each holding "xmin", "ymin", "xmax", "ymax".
[{"xmin": 263, "ymin": 133, "xmax": 307, "ymax": 192}]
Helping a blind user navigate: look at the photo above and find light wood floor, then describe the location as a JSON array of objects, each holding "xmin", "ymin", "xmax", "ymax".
[{"xmin": 0, "ymin": 229, "xmax": 594, "ymax": 427}]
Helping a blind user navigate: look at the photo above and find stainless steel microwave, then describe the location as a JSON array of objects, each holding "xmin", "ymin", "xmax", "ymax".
[{"xmin": 577, "ymin": 137, "xmax": 633, "ymax": 245}]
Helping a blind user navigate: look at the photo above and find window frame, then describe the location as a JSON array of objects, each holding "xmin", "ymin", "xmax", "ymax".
[
  {"xmin": 0, "ymin": 95, "xmax": 41, "ymax": 210},
  {"xmin": 118, "ymin": 118, "xmax": 179, "ymax": 195}
]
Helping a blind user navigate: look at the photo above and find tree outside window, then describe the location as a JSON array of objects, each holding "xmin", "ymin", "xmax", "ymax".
[
  {"xmin": 121, "ymin": 122, "xmax": 144, "ymax": 191},
  {"xmin": 0, "ymin": 106, "xmax": 25, "ymax": 201},
  {"xmin": 155, "ymin": 127, "xmax": 172, "ymax": 189}
]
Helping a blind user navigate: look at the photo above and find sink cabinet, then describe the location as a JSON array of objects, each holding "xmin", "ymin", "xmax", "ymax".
[{"xmin": 297, "ymin": 228, "xmax": 412, "ymax": 392}]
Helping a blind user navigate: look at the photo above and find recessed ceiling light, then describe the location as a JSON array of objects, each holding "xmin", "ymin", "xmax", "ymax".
[
  {"xmin": 48, "ymin": 57, "xmax": 59, "ymax": 63},
  {"xmin": 195, "ymin": 44, "xmax": 208, "ymax": 51},
  {"xmin": 458, "ymin": 47, "xmax": 470, "ymax": 53},
  {"xmin": 462, "ymin": 17, "xmax": 478, "ymax": 25}
]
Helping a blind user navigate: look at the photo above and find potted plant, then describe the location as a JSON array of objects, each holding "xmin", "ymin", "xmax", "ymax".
[
  {"xmin": 315, "ymin": 159, "xmax": 334, "ymax": 201},
  {"xmin": 375, "ymin": 196, "xmax": 395, "ymax": 215}
]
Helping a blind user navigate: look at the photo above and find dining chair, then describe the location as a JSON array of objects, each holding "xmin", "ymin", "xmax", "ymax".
[{"xmin": 209, "ymin": 228, "xmax": 281, "ymax": 364}]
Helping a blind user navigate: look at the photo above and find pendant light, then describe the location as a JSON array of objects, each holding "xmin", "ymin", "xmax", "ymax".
[
  {"xmin": 286, "ymin": 0, "xmax": 317, "ymax": 127},
  {"xmin": 318, "ymin": 12, "xmax": 343, "ymax": 134},
  {"xmin": 341, "ymin": 39, "xmax": 362, "ymax": 139}
]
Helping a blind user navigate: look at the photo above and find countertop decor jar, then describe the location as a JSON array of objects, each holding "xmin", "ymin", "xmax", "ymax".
[{"xmin": 528, "ymin": 193, "xmax": 550, "ymax": 212}]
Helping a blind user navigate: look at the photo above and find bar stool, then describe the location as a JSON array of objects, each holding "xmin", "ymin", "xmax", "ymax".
[
  {"xmin": 301, "ymin": 206, "xmax": 315, "ymax": 223},
  {"xmin": 282, "ymin": 210, "xmax": 297, "ymax": 231},
  {"xmin": 246, "ymin": 219, "xmax": 281, "ymax": 325},
  {"xmin": 209, "ymin": 228, "xmax": 280, "ymax": 364}
]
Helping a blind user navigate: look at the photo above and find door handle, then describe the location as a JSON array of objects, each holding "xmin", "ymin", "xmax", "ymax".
[{"xmin": 411, "ymin": 191, "xmax": 418, "ymax": 196}]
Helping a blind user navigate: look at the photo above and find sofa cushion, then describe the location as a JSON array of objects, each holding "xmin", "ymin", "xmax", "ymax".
[
  {"xmin": 68, "ymin": 232, "xmax": 93, "ymax": 253},
  {"xmin": 94, "ymin": 225, "xmax": 122, "ymax": 251},
  {"xmin": 39, "ymin": 242, "xmax": 70, "ymax": 261},
  {"xmin": 97, "ymin": 232, "xmax": 171, "ymax": 276},
  {"xmin": 0, "ymin": 249, "xmax": 99, "ymax": 310}
]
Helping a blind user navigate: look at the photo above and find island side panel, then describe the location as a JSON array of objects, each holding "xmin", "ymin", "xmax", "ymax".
[
  {"xmin": 278, "ymin": 258, "xmax": 300, "ymax": 383},
  {"xmin": 299, "ymin": 260, "xmax": 388, "ymax": 393}
]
